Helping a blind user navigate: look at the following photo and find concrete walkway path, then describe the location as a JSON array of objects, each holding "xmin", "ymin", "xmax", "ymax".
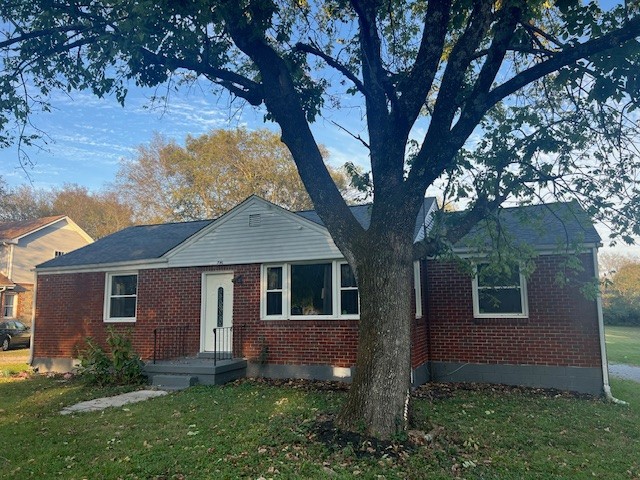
[
  {"xmin": 609, "ymin": 363, "xmax": 640, "ymax": 383},
  {"xmin": 60, "ymin": 390, "xmax": 168, "ymax": 415}
]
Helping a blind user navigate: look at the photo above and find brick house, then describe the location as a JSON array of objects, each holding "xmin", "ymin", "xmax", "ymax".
[
  {"xmin": 1, "ymin": 216, "xmax": 93, "ymax": 327},
  {"xmin": 32, "ymin": 196, "xmax": 610, "ymax": 394}
]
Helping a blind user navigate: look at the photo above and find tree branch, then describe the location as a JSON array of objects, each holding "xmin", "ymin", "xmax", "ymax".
[
  {"xmin": 221, "ymin": 4, "xmax": 364, "ymax": 252},
  {"xmin": 394, "ymin": 0, "xmax": 451, "ymax": 135},
  {"xmin": 294, "ymin": 41, "xmax": 367, "ymax": 96},
  {"xmin": 0, "ymin": 24, "xmax": 88, "ymax": 49},
  {"xmin": 138, "ymin": 48, "xmax": 264, "ymax": 106}
]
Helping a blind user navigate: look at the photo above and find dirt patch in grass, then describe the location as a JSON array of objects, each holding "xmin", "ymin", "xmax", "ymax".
[
  {"xmin": 412, "ymin": 381, "xmax": 598, "ymax": 401},
  {"xmin": 311, "ymin": 413, "xmax": 420, "ymax": 459},
  {"xmin": 235, "ymin": 376, "xmax": 598, "ymax": 401}
]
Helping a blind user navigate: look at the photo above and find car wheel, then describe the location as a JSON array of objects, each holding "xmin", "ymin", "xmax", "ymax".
[{"xmin": 1, "ymin": 337, "xmax": 9, "ymax": 351}]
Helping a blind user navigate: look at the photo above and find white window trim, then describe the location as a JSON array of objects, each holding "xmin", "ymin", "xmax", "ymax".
[
  {"xmin": 472, "ymin": 264, "xmax": 529, "ymax": 318},
  {"xmin": 337, "ymin": 261, "xmax": 360, "ymax": 319},
  {"xmin": 104, "ymin": 271, "xmax": 138, "ymax": 323},
  {"xmin": 261, "ymin": 261, "xmax": 360, "ymax": 320},
  {"xmin": 2, "ymin": 293, "xmax": 17, "ymax": 319},
  {"xmin": 262, "ymin": 265, "xmax": 287, "ymax": 320},
  {"xmin": 414, "ymin": 261, "xmax": 423, "ymax": 319}
]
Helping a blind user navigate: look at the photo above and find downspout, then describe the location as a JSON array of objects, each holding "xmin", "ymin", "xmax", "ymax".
[
  {"xmin": 28, "ymin": 269, "xmax": 37, "ymax": 366},
  {"xmin": 7, "ymin": 243, "xmax": 14, "ymax": 280},
  {"xmin": 593, "ymin": 247, "xmax": 628, "ymax": 405}
]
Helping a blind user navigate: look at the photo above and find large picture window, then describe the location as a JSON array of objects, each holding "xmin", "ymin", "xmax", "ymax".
[
  {"xmin": 291, "ymin": 263, "xmax": 333, "ymax": 316},
  {"xmin": 261, "ymin": 261, "xmax": 359, "ymax": 319},
  {"xmin": 105, "ymin": 273, "xmax": 138, "ymax": 322},
  {"xmin": 472, "ymin": 264, "xmax": 528, "ymax": 318}
]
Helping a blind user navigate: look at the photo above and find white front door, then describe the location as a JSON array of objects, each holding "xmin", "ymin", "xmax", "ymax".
[{"xmin": 201, "ymin": 273, "xmax": 234, "ymax": 353}]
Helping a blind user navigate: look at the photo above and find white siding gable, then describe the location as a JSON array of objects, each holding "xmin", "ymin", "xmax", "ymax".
[
  {"xmin": 414, "ymin": 198, "xmax": 437, "ymax": 243},
  {"xmin": 167, "ymin": 196, "xmax": 343, "ymax": 267},
  {"xmin": 11, "ymin": 219, "xmax": 93, "ymax": 284}
]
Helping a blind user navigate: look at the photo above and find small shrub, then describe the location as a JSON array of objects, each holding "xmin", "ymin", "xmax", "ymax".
[{"xmin": 78, "ymin": 328, "xmax": 145, "ymax": 386}]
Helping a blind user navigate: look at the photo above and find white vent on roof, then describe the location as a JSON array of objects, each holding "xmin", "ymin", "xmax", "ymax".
[{"xmin": 249, "ymin": 214, "xmax": 262, "ymax": 227}]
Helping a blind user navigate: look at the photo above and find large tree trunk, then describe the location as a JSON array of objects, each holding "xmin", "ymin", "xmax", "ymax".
[{"xmin": 337, "ymin": 229, "xmax": 415, "ymax": 439}]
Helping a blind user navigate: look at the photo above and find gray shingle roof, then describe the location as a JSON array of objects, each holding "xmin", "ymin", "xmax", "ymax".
[
  {"xmin": 35, "ymin": 198, "xmax": 600, "ymax": 270},
  {"xmin": 297, "ymin": 197, "xmax": 437, "ymax": 239},
  {"xmin": 452, "ymin": 201, "xmax": 601, "ymax": 249},
  {"xmin": 37, "ymin": 220, "xmax": 213, "ymax": 269}
]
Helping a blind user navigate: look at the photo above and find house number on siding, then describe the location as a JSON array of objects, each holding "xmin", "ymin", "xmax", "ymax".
[{"xmin": 217, "ymin": 287, "xmax": 224, "ymax": 327}]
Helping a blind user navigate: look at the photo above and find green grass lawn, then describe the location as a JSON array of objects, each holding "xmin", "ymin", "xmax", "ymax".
[
  {"xmin": 0, "ymin": 375, "xmax": 638, "ymax": 479},
  {"xmin": 605, "ymin": 325, "xmax": 640, "ymax": 366}
]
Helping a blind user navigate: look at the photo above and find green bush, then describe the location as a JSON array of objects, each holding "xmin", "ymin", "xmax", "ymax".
[
  {"xmin": 603, "ymin": 294, "xmax": 640, "ymax": 326},
  {"xmin": 78, "ymin": 328, "xmax": 145, "ymax": 386}
]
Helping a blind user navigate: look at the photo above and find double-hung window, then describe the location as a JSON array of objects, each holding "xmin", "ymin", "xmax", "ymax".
[
  {"xmin": 104, "ymin": 273, "xmax": 138, "ymax": 322},
  {"xmin": 262, "ymin": 261, "xmax": 359, "ymax": 319},
  {"xmin": 472, "ymin": 264, "xmax": 528, "ymax": 318},
  {"xmin": 339, "ymin": 263, "xmax": 359, "ymax": 315},
  {"xmin": 265, "ymin": 266, "xmax": 284, "ymax": 317},
  {"xmin": 2, "ymin": 293, "xmax": 16, "ymax": 318}
]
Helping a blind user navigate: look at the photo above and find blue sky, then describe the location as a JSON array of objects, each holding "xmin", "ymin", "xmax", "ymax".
[
  {"xmin": 1, "ymin": 84, "xmax": 371, "ymax": 192},
  {"xmin": 1, "ymin": 0, "xmax": 637, "ymax": 256}
]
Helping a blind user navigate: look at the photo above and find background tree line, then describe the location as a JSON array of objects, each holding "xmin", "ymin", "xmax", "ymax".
[
  {"xmin": 600, "ymin": 253, "xmax": 640, "ymax": 327},
  {"xmin": 0, "ymin": 128, "xmax": 349, "ymax": 239}
]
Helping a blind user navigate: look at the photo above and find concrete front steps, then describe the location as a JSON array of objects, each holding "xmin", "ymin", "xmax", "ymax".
[{"xmin": 144, "ymin": 354, "xmax": 247, "ymax": 390}]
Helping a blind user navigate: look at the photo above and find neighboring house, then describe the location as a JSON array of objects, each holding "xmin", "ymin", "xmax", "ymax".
[
  {"xmin": 0, "ymin": 216, "xmax": 93, "ymax": 325},
  {"xmin": 33, "ymin": 196, "xmax": 608, "ymax": 395}
]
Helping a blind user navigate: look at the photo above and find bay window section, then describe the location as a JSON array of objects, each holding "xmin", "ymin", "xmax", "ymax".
[{"xmin": 262, "ymin": 261, "xmax": 360, "ymax": 319}]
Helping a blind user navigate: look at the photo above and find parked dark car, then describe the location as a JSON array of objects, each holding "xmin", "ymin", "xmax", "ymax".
[{"xmin": 0, "ymin": 320, "xmax": 31, "ymax": 351}]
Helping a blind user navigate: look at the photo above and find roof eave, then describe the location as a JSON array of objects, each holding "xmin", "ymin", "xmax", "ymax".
[{"xmin": 36, "ymin": 258, "xmax": 169, "ymax": 275}]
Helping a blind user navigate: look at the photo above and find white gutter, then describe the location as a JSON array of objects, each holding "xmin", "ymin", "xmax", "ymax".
[{"xmin": 593, "ymin": 246, "xmax": 628, "ymax": 405}]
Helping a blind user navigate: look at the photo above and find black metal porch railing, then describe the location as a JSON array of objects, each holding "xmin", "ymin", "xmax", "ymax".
[
  {"xmin": 153, "ymin": 325, "xmax": 190, "ymax": 364},
  {"xmin": 212, "ymin": 325, "xmax": 243, "ymax": 365}
]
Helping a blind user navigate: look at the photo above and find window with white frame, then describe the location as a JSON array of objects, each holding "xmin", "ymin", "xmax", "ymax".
[
  {"xmin": 472, "ymin": 263, "xmax": 528, "ymax": 317},
  {"xmin": 2, "ymin": 293, "xmax": 16, "ymax": 318},
  {"xmin": 265, "ymin": 266, "xmax": 284, "ymax": 316},
  {"xmin": 104, "ymin": 273, "xmax": 138, "ymax": 322},
  {"xmin": 339, "ymin": 263, "xmax": 359, "ymax": 315},
  {"xmin": 262, "ymin": 261, "xmax": 359, "ymax": 319},
  {"xmin": 54, "ymin": 250, "xmax": 66, "ymax": 257},
  {"xmin": 291, "ymin": 263, "xmax": 333, "ymax": 316},
  {"xmin": 414, "ymin": 261, "xmax": 423, "ymax": 318}
]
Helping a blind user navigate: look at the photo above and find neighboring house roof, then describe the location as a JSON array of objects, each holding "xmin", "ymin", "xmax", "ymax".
[
  {"xmin": 37, "ymin": 220, "xmax": 213, "ymax": 269},
  {"xmin": 0, "ymin": 215, "xmax": 67, "ymax": 242},
  {"xmin": 452, "ymin": 201, "xmax": 601, "ymax": 250},
  {"xmin": 297, "ymin": 197, "xmax": 437, "ymax": 240},
  {"xmin": 0, "ymin": 273, "xmax": 15, "ymax": 288}
]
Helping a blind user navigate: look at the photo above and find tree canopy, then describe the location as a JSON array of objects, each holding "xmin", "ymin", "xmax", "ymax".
[
  {"xmin": 2, "ymin": 0, "xmax": 640, "ymax": 438},
  {"xmin": 116, "ymin": 128, "xmax": 349, "ymax": 223},
  {"xmin": 0, "ymin": 178, "xmax": 133, "ymax": 239}
]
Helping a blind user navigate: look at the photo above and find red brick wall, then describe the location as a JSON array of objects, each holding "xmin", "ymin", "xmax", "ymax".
[
  {"xmin": 34, "ymin": 265, "xmax": 363, "ymax": 366},
  {"xmin": 424, "ymin": 253, "xmax": 602, "ymax": 367},
  {"xmin": 34, "ymin": 254, "xmax": 600, "ymax": 370}
]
